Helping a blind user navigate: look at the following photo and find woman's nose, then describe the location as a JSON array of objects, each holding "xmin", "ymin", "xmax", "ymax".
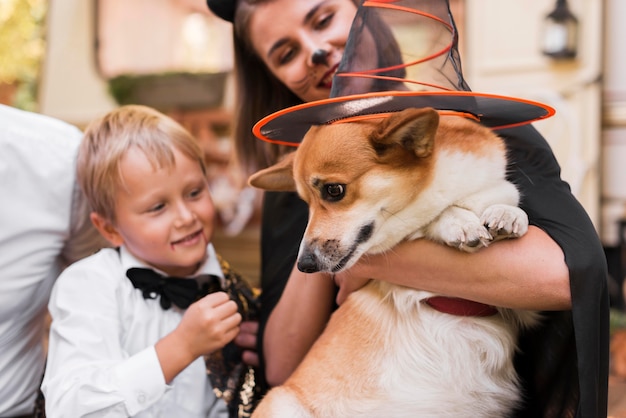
[{"xmin": 311, "ymin": 48, "xmax": 329, "ymax": 66}]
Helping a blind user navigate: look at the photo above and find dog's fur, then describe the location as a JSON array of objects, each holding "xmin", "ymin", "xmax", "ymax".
[{"xmin": 248, "ymin": 108, "xmax": 539, "ymax": 417}]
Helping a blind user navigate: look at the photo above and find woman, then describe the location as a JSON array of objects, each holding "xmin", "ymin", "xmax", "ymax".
[
  {"xmin": 207, "ymin": 0, "xmax": 609, "ymax": 416},
  {"xmin": 228, "ymin": 0, "xmax": 401, "ymax": 174}
]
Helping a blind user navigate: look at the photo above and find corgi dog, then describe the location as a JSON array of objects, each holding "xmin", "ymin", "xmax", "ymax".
[{"xmin": 248, "ymin": 107, "xmax": 539, "ymax": 418}]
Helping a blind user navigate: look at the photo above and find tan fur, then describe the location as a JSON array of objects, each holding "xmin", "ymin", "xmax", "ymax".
[{"xmin": 249, "ymin": 108, "xmax": 537, "ymax": 417}]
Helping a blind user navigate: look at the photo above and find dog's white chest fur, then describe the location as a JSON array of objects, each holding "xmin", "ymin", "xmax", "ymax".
[
  {"xmin": 249, "ymin": 108, "xmax": 537, "ymax": 417},
  {"xmin": 255, "ymin": 282, "xmax": 531, "ymax": 418}
]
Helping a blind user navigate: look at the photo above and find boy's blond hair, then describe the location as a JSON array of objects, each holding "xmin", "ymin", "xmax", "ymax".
[{"xmin": 77, "ymin": 105, "xmax": 207, "ymax": 221}]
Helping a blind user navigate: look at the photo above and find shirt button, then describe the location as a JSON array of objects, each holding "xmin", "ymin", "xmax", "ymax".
[{"xmin": 137, "ymin": 392, "xmax": 146, "ymax": 404}]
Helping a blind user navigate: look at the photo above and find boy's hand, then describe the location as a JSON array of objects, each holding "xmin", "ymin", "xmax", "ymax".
[
  {"xmin": 177, "ymin": 291, "xmax": 242, "ymax": 358},
  {"xmin": 156, "ymin": 292, "xmax": 241, "ymax": 383}
]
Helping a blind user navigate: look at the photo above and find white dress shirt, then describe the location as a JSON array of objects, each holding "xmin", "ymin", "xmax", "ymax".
[
  {"xmin": 41, "ymin": 245, "xmax": 229, "ymax": 418},
  {"xmin": 0, "ymin": 104, "xmax": 108, "ymax": 416}
]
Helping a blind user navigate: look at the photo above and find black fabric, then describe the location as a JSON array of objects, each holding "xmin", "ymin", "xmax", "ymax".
[
  {"xmin": 256, "ymin": 123, "xmax": 609, "ymax": 417},
  {"xmin": 500, "ymin": 123, "xmax": 609, "ymax": 418},
  {"xmin": 126, "ymin": 267, "xmax": 221, "ymax": 310},
  {"xmin": 206, "ymin": 0, "xmax": 236, "ymax": 22},
  {"xmin": 257, "ymin": 191, "xmax": 310, "ymax": 380},
  {"xmin": 206, "ymin": 255, "xmax": 265, "ymax": 418}
]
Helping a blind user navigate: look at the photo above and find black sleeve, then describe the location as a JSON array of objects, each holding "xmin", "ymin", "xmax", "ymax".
[
  {"xmin": 500, "ymin": 124, "xmax": 609, "ymax": 418},
  {"xmin": 256, "ymin": 191, "xmax": 310, "ymax": 383}
]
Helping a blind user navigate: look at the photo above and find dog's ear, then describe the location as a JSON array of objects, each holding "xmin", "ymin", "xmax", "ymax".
[
  {"xmin": 371, "ymin": 107, "xmax": 439, "ymax": 158},
  {"xmin": 248, "ymin": 152, "xmax": 297, "ymax": 191}
]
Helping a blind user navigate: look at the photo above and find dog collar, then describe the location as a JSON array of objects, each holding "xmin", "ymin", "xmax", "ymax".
[{"xmin": 424, "ymin": 296, "xmax": 498, "ymax": 317}]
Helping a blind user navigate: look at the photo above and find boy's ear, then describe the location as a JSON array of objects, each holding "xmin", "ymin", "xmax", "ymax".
[
  {"xmin": 247, "ymin": 152, "xmax": 296, "ymax": 192},
  {"xmin": 90, "ymin": 212, "xmax": 124, "ymax": 247}
]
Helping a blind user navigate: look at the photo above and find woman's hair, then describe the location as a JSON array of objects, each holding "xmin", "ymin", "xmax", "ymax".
[
  {"xmin": 77, "ymin": 104, "xmax": 207, "ymax": 221},
  {"xmin": 231, "ymin": 0, "xmax": 403, "ymax": 175}
]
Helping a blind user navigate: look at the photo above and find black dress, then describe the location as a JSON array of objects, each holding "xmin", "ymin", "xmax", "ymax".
[
  {"xmin": 257, "ymin": 123, "xmax": 609, "ymax": 418},
  {"xmin": 500, "ymin": 124, "xmax": 609, "ymax": 418}
]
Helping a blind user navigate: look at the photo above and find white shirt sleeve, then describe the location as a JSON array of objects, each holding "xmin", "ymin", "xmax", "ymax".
[
  {"xmin": 41, "ymin": 255, "xmax": 169, "ymax": 417},
  {"xmin": 113, "ymin": 346, "xmax": 170, "ymax": 416},
  {"xmin": 0, "ymin": 104, "xmax": 107, "ymax": 416}
]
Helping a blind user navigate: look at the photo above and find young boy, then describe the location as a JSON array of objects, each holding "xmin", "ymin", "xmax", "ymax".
[{"xmin": 41, "ymin": 105, "xmax": 260, "ymax": 417}]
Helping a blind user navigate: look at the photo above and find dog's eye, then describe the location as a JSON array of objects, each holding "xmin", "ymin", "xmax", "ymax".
[{"xmin": 322, "ymin": 183, "xmax": 345, "ymax": 201}]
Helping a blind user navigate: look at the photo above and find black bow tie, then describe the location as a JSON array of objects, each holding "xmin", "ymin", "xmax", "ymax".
[{"xmin": 126, "ymin": 268, "xmax": 222, "ymax": 310}]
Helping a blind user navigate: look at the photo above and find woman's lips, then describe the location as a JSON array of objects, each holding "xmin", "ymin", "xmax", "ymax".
[{"xmin": 318, "ymin": 63, "xmax": 340, "ymax": 89}]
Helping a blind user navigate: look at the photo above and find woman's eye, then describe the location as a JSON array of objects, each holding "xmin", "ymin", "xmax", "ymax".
[
  {"xmin": 278, "ymin": 47, "xmax": 297, "ymax": 65},
  {"xmin": 322, "ymin": 183, "xmax": 345, "ymax": 201},
  {"xmin": 315, "ymin": 13, "xmax": 334, "ymax": 30}
]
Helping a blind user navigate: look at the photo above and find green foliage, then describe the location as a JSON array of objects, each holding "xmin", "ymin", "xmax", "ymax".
[{"xmin": 0, "ymin": 0, "xmax": 46, "ymax": 109}]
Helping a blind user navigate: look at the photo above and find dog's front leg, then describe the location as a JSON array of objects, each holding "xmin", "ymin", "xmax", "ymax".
[{"xmin": 425, "ymin": 206, "xmax": 492, "ymax": 252}]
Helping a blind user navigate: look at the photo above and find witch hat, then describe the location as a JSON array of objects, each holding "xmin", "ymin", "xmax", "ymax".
[{"xmin": 253, "ymin": 0, "xmax": 555, "ymax": 147}]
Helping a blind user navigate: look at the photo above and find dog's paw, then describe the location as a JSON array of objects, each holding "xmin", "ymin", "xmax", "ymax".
[
  {"xmin": 428, "ymin": 207, "xmax": 493, "ymax": 252},
  {"xmin": 449, "ymin": 223, "xmax": 493, "ymax": 252},
  {"xmin": 480, "ymin": 204, "xmax": 529, "ymax": 240}
]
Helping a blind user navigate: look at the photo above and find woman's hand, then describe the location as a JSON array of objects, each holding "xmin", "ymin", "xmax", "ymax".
[
  {"xmin": 334, "ymin": 268, "xmax": 372, "ymax": 305},
  {"xmin": 235, "ymin": 320, "xmax": 260, "ymax": 367}
]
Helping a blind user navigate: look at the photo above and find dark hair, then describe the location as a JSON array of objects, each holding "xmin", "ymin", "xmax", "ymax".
[
  {"xmin": 231, "ymin": 0, "xmax": 404, "ymax": 175},
  {"xmin": 231, "ymin": 0, "xmax": 303, "ymax": 175}
]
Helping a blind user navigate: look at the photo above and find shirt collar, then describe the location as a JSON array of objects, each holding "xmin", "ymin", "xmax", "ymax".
[{"xmin": 119, "ymin": 244, "xmax": 225, "ymax": 287}]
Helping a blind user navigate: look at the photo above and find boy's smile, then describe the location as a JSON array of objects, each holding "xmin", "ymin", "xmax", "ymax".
[{"xmin": 171, "ymin": 229, "xmax": 206, "ymax": 249}]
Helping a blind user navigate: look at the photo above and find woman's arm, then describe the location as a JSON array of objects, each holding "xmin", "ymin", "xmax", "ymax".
[
  {"xmin": 262, "ymin": 226, "xmax": 571, "ymax": 386},
  {"xmin": 262, "ymin": 267, "xmax": 336, "ymax": 386},
  {"xmin": 335, "ymin": 225, "xmax": 571, "ymax": 310}
]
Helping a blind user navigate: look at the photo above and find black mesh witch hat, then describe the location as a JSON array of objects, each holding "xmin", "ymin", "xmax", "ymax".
[{"xmin": 253, "ymin": 0, "xmax": 555, "ymax": 147}]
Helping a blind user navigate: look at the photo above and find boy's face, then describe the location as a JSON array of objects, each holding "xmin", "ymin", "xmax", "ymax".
[{"xmin": 96, "ymin": 147, "xmax": 215, "ymax": 277}]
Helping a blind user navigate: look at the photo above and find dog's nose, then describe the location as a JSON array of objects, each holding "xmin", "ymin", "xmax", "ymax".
[{"xmin": 297, "ymin": 253, "xmax": 320, "ymax": 273}]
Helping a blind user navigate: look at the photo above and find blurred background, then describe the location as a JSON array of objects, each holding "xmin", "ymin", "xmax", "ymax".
[{"xmin": 2, "ymin": 1, "xmax": 626, "ymax": 411}]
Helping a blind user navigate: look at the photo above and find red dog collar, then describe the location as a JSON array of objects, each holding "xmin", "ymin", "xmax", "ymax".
[{"xmin": 424, "ymin": 296, "xmax": 498, "ymax": 317}]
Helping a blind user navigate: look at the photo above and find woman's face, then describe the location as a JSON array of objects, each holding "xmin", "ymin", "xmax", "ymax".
[{"xmin": 248, "ymin": 0, "xmax": 358, "ymax": 103}]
